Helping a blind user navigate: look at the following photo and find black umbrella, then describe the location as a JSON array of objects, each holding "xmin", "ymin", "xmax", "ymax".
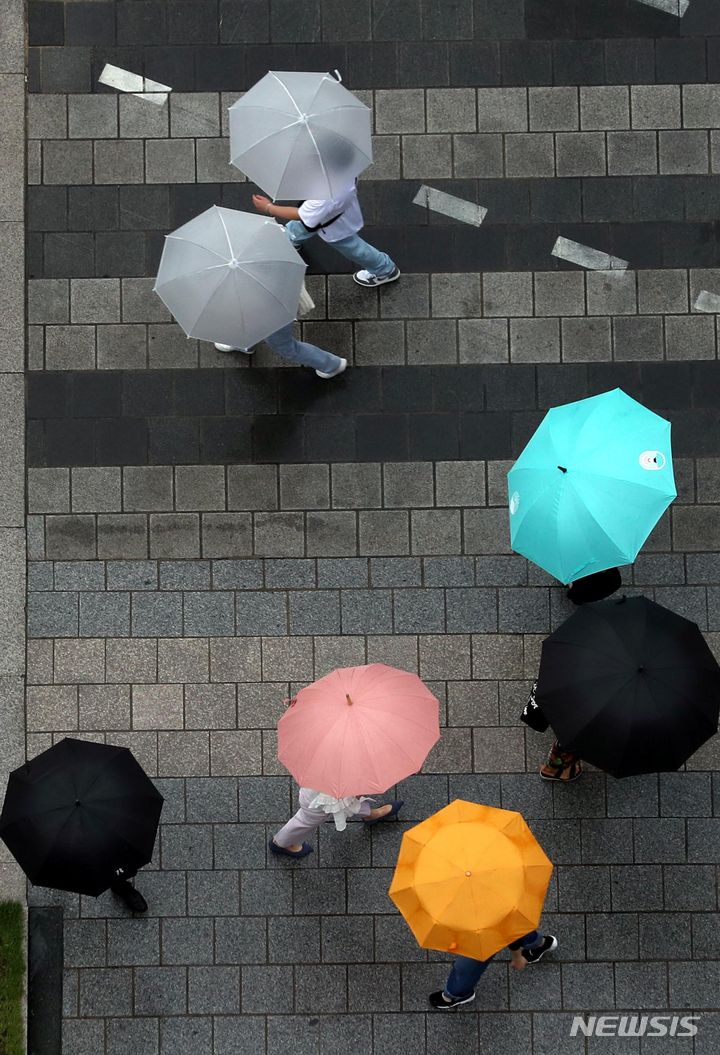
[
  {"xmin": 0, "ymin": 738, "xmax": 163, "ymax": 896},
  {"xmin": 536, "ymin": 596, "xmax": 720, "ymax": 778}
]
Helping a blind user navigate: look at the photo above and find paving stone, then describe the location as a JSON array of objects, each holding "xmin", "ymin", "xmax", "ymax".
[
  {"xmin": 631, "ymin": 85, "xmax": 681, "ymax": 130},
  {"xmin": 214, "ymin": 917, "xmax": 267, "ymax": 966},
  {"xmin": 97, "ymin": 515, "xmax": 148, "ymax": 560},
  {"xmin": 586, "ymin": 271, "xmax": 637, "ymax": 316},
  {"xmin": 241, "ymin": 964, "xmax": 293, "ymax": 1013},
  {"xmin": 54, "ymin": 638, "xmax": 104, "ymax": 685},
  {"xmin": 158, "ymin": 731, "xmax": 210, "ymax": 777},
  {"xmin": 634, "ymin": 817, "xmax": 686, "ymax": 864},
  {"xmin": 510, "ymin": 318, "xmax": 560, "ymax": 364},
  {"xmin": 176, "ymin": 465, "xmax": 225, "ymax": 512},
  {"xmin": 94, "ymin": 139, "xmax": 145, "ymax": 184},
  {"xmin": 341, "ymin": 588, "xmax": 393, "ymax": 634},
  {"xmin": 556, "ymin": 131, "xmax": 606, "ymax": 177},
  {"xmin": 123, "ymin": 466, "xmax": 173, "ymax": 512},
  {"xmin": 28, "ymin": 279, "xmax": 69, "ymax": 324},
  {"xmin": 133, "ymin": 684, "xmax": 183, "ymax": 729},
  {"xmin": 477, "ymin": 87, "xmax": 527, "ymax": 132},
  {"xmin": 183, "ymin": 592, "xmax": 235, "ymax": 636},
  {"xmin": 43, "ymin": 139, "xmax": 92, "ymax": 184},
  {"xmin": 670, "ymin": 961, "xmax": 720, "ymax": 1009},
  {"xmin": 393, "ymin": 587, "xmax": 444, "ymax": 633},
  {"xmin": 611, "ymin": 865, "xmax": 664, "ymax": 911},
  {"xmin": 106, "ymin": 638, "xmax": 157, "ymax": 683},
  {"xmin": 62, "ymin": 1020, "xmax": 105, "ymax": 1054},
  {"xmin": 529, "ymin": 87, "xmax": 578, "ymax": 131},
  {"xmin": 607, "ymin": 775, "xmax": 659, "ymax": 817},
  {"xmin": 660, "ymin": 130, "xmax": 709, "ymax": 175},
  {"xmin": 106, "ymin": 1019, "xmax": 159, "ymax": 1055},
  {"xmin": 210, "ymin": 729, "xmax": 262, "ymax": 776},
  {"xmin": 305, "ymin": 511, "xmax": 357, "ymax": 557},
  {"xmin": 146, "ymin": 139, "xmax": 196, "ymax": 183},
  {"xmin": 375, "ymin": 89, "xmax": 425, "ymax": 133},
  {"xmin": 71, "ymin": 467, "xmax": 121, "ymax": 513},
  {"xmin": 149, "ymin": 513, "xmax": 200, "ymax": 558},
  {"xmin": 131, "ymin": 592, "xmax": 182, "ymax": 636},
  {"xmin": 534, "ymin": 272, "xmax": 585, "ymax": 318},
  {"xmin": 210, "ymin": 638, "xmax": 261, "ymax": 682},
  {"xmin": 78, "ymin": 967, "xmax": 133, "ymax": 1016},
  {"xmin": 241, "ymin": 871, "xmax": 293, "ymax": 917},
  {"xmin": 332, "ymin": 463, "xmax": 382, "ymax": 509},
  {"xmin": 160, "ymin": 1016, "xmax": 212, "ymax": 1054},
  {"xmin": 580, "ymin": 85, "xmax": 629, "ymax": 130},
  {"xmin": 289, "ymin": 590, "xmax": 341, "ymax": 635}
]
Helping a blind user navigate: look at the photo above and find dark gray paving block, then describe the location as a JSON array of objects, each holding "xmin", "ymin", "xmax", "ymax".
[
  {"xmin": 241, "ymin": 964, "xmax": 293, "ymax": 1013},
  {"xmin": 293, "ymin": 868, "xmax": 347, "ymax": 915},
  {"xmin": 660, "ymin": 773, "xmax": 712, "ymax": 817},
  {"xmin": 341, "ymin": 589, "xmax": 393, "ymax": 634},
  {"xmin": 475, "ymin": 555, "xmax": 528, "ymax": 587},
  {"xmin": 160, "ymin": 1016, "xmax": 212, "ymax": 1055},
  {"xmin": 531, "ymin": 1012, "xmax": 585, "ymax": 1055},
  {"xmin": 445, "ymin": 587, "xmax": 497, "ymax": 632},
  {"xmin": 632, "ymin": 554, "xmax": 686, "ymax": 586},
  {"xmin": 28, "ymin": 591, "xmax": 79, "ymax": 637},
  {"xmin": 664, "ymin": 864, "xmax": 716, "ymax": 911},
  {"xmin": 346, "ymin": 867, "xmax": 397, "ymax": 915},
  {"xmin": 107, "ymin": 917, "xmax": 159, "ymax": 966},
  {"xmin": 78, "ymin": 967, "xmax": 133, "ymax": 1016},
  {"xmin": 184, "ymin": 591, "xmax": 235, "ymax": 636},
  {"xmin": 373, "ymin": 1012, "xmax": 427, "ymax": 1055},
  {"xmin": 268, "ymin": 916, "xmax": 320, "ymax": 964},
  {"xmin": 395, "ymin": 775, "xmax": 450, "ymax": 821},
  {"xmin": 161, "ymin": 918, "xmax": 214, "ymax": 966},
  {"xmin": 214, "ymin": 823, "xmax": 267, "ymax": 870},
  {"xmin": 607, "ymin": 775, "xmax": 659, "ymax": 818},
  {"xmin": 266, "ymin": 1014, "xmax": 319, "ymax": 1055},
  {"xmin": 499, "ymin": 776, "xmax": 553, "ymax": 821},
  {"xmin": 317, "ymin": 558, "xmax": 369, "ymax": 588},
  {"xmin": 639, "ymin": 912, "xmax": 691, "ymax": 962},
  {"xmin": 61, "ymin": 1020, "xmax": 105, "ymax": 1055},
  {"xmin": 530, "ymin": 820, "xmax": 581, "ymax": 865},
  {"xmin": 159, "ymin": 560, "xmax": 211, "ymax": 591},
  {"xmin": 695, "ymin": 1013, "xmax": 720, "ymax": 1055},
  {"xmin": 161, "ymin": 824, "xmax": 213, "ymax": 871},
  {"xmin": 238, "ymin": 777, "xmax": 292, "ymax": 821},
  {"xmin": 553, "ymin": 773, "xmax": 606, "ymax": 819},
  {"xmin": 131, "ymin": 592, "xmax": 183, "ymax": 636},
  {"xmin": 345, "ymin": 965, "xmax": 400, "ymax": 1013},
  {"xmin": 687, "ymin": 818, "xmax": 720, "ymax": 862},
  {"xmin": 537, "ymin": 913, "xmax": 585, "ymax": 961},
  {"xmin": 611, "ymin": 866, "xmax": 664, "ymax": 911},
  {"xmin": 213, "ymin": 1014, "xmax": 266, "ymax": 1055},
  {"xmin": 616, "ymin": 962, "xmax": 669, "ymax": 1010},
  {"xmin": 289, "ymin": 590, "xmax": 341, "ymax": 634},
  {"xmin": 582, "ymin": 819, "xmax": 634, "ymax": 864},
  {"xmin": 241, "ymin": 870, "xmax": 293, "ymax": 916},
  {"xmin": 371, "ymin": 557, "xmax": 422, "ymax": 588},
  {"xmin": 561, "ymin": 963, "xmax": 615, "ymax": 1011},
  {"xmin": 64, "ymin": 919, "xmax": 106, "ymax": 968},
  {"xmin": 264, "ymin": 559, "xmax": 316, "ymax": 589},
  {"xmin": 393, "ymin": 588, "xmax": 445, "ymax": 633},
  {"xmin": 186, "ymin": 778, "xmax": 238, "ymax": 823},
  {"xmin": 424, "ymin": 556, "xmax": 474, "ymax": 587},
  {"xmin": 670, "ymin": 961, "xmax": 720, "ymax": 1009},
  {"xmin": 692, "ymin": 912, "xmax": 720, "ymax": 961},
  {"xmin": 295, "ymin": 964, "xmax": 348, "ymax": 1013},
  {"xmin": 79, "ymin": 591, "xmax": 130, "ymax": 636},
  {"xmin": 188, "ymin": 965, "xmax": 240, "ymax": 1014},
  {"xmin": 134, "ymin": 965, "xmax": 186, "ymax": 1015},
  {"xmin": 498, "ymin": 587, "xmax": 550, "ymax": 632},
  {"xmin": 212, "ymin": 559, "xmax": 264, "ymax": 590},
  {"xmin": 633, "ymin": 818, "xmax": 686, "ymax": 864},
  {"xmin": 322, "ymin": 915, "xmax": 374, "ymax": 963},
  {"xmin": 448, "ymin": 773, "xmax": 501, "ymax": 806},
  {"xmin": 373, "ymin": 914, "xmax": 426, "ymax": 964},
  {"xmin": 132, "ymin": 871, "xmax": 186, "ymax": 918},
  {"xmin": 400, "ymin": 963, "xmax": 456, "ymax": 1012},
  {"xmin": 586, "ymin": 912, "xmax": 638, "ymax": 962},
  {"xmin": 107, "ymin": 1018, "xmax": 159, "ymax": 1055},
  {"xmin": 235, "ymin": 591, "xmax": 287, "ymax": 636},
  {"xmin": 187, "ymin": 871, "xmax": 239, "ymax": 917},
  {"xmin": 215, "ymin": 917, "xmax": 267, "ymax": 966},
  {"xmin": 509, "ymin": 962, "xmax": 563, "ymax": 1011},
  {"xmin": 426, "ymin": 1013, "xmax": 478, "ymax": 1055},
  {"xmin": 370, "ymin": 823, "xmax": 416, "ymax": 868},
  {"xmin": 558, "ymin": 866, "xmax": 611, "ymax": 912}
]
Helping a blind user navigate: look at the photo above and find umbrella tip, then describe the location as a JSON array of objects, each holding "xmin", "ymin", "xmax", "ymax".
[
  {"xmin": 345, "ymin": 694, "xmax": 353, "ymax": 706},
  {"xmin": 557, "ymin": 465, "xmax": 567, "ymax": 473}
]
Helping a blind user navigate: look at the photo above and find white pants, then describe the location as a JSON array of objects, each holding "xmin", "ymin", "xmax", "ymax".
[{"xmin": 273, "ymin": 788, "xmax": 372, "ymax": 847}]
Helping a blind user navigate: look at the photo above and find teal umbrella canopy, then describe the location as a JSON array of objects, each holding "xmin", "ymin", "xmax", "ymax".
[{"xmin": 507, "ymin": 389, "xmax": 676, "ymax": 584}]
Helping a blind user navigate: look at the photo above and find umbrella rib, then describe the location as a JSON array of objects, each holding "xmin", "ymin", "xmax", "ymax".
[
  {"xmin": 232, "ymin": 120, "xmax": 304, "ymax": 159},
  {"xmin": 270, "ymin": 71, "xmax": 305, "ymax": 118},
  {"xmin": 216, "ymin": 209, "xmax": 235, "ymax": 259}
]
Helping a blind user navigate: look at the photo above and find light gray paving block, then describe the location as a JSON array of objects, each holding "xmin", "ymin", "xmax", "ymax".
[
  {"xmin": 331, "ymin": 463, "xmax": 381, "ymax": 508},
  {"xmin": 327, "ymin": 276, "xmax": 378, "ymax": 320},
  {"xmin": 631, "ymin": 84, "xmax": 681, "ymax": 129},
  {"xmin": 45, "ymin": 514, "xmax": 95, "ymax": 559},
  {"xmin": 260, "ymin": 636, "xmax": 313, "ymax": 681},
  {"xmin": 424, "ymin": 556, "xmax": 475, "ymax": 587},
  {"xmin": 473, "ymin": 726, "xmax": 525, "ymax": 773},
  {"xmin": 586, "ymin": 271, "xmax": 637, "ymax": 315},
  {"xmin": 377, "ymin": 274, "xmax": 429, "ymax": 319},
  {"xmin": 405, "ymin": 317, "xmax": 457, "ymax": 364},
  {"xmin": 426, "ymin": 88, "xmax": 476, "ymax": 132},
  {"xmin": 201, "ymin": 513, "xmax": 253, "ymax": 558},
  {"xmin": 79, "ymin": 684, "xmax": 131, "ymax": 730},
  {"xmin": 431, "ymin": 273, "xmax": 482, "ymax": 318},
  {"xmin": 195, "ymin": 136, "xmax": 243, "ymax": 183},
  {"xmin": 235, "ymin": 591, "xmax": 287, "ymax": 636},
  {"xmin": 145, "ymin": 139, "xmax": 196, "ymax": 183},
  {"xmin": 97, "ymin": 324, "xmax": 148, "ymax": 369},
  {"xmin": 62, "ymin": 1020, "xmax": 105, "ymax": 1053},
  {"xmin": 133, "ymin": 966, "xmax": 186, "ymax": 1015},
  {"xmin": 555, "ymin": 131, "xmax": 606, "ymax": 176},
  {"xmin": 149, "ymin": 513, "xmax": 200, "ymax": 558},
  {"xmin": 175, "ymin": 465, "xmax": 225, "ymax": 512},
  {"xmin": 673, "ymin": 506, "xmax": 720, "ymax": 551},
  {"xmin": 418, "ymin": 634, "xmax": 470, "ymax": 680},
  {"xmin": 534, "ymin": 272, "xmax": 585, "ymax": 317},
  {"xmin": 637, "ymin": 268, "xmax": 688, "ymax": 314},
  {"xmin": 45, "ymin": 324, "xmax": 95, "ymax": 369},
  {"xmin": 613, "ymin": 315, "xmax": 664, "ymax": 361},
  {"xmin": 121, "ymin": 277, "xmax": 170, "ymax": 323},
  {"xmin": 78, "ymin": 967, "xmax": 133, "ymax": 1016},
  {"xmin": 659, "ymin": 129, "xmax": 709, "ymax": 174},
  {"xmin": 665, "ymin": 314, "xmax": 716, "ymax": 360},
  {"xmin": 185, "ymin": 683, "xmax": 236, "ymax": 729},
  {"xmin": 159, "ymin": 560, "xmax": 210, "ymax": 591},
  {"xmin": 54, "ymin": 638, "xmax": 104, "ymax": 684},
  {"xmin": 505, "ymin": 132, "xmax": 555, "ymax": 178},
  {"xmin": 305, "ymin": 510, "xmax": 357, "ymax": 557},
  {"xmin": 341, "ymin": 588, "xmax": 393, "ymax": 634},
  {"xmin": 477, "ymin": 87, "xmax": 527, "ymax": 132},
  {"xmin": 580, "ymin": 85, "xmax": 630, "ymax": 130},
  {"xmin": 354, "ymin": 319, "xmax": 405, "ymax": 365},
  {"xmin": 410, "ymin": 509, "xmax": 462, "ymax": 555},
  {"xmin": 402, "ymin": 133, "xmax": 452, "ymax": 179},
  {"xmin": 464, "ymin": 508, "xmax": 511, "ymax": 554},
  {"xmin": 28, "ymin": 93, "xmax": 67, "ymax": 139},
  {"xmin": 118, "ymin": 94, "xmax": 169, "ymax": 139},
  {"xmin": 313, "ymin": 634, "xmax": 366, "ymax": 676},
  {"xmin": 157, "ymin": 637, "xmax": 209, "ymax": 682},
  {"xmin": 366, "ymin": 134, "xmax": 401, "ymax": 180},
  {"xmin": 279, "ymin": 464, "xmax": 329, "ymax": 510},
  {"xmin": 434, "ymin": 461, "xmax": 485, "ymax": 508},
  {"xmin": 0, "ymin": 221, "xmax": 22, "ymax": 369},
  {"xmin": 683, "ymin": 83, "xmax": 720, "ymax": 128},
  {"xmin": 106, "ymin": 918, "xmax": 160, "ymax": 968},
  {"xmin": 382, "ymin": 463, "xmax": 433, "ymax": 508},
  {"xmin": 97, "ymin": 515, "xmax": 148, "ymax": 560},
  {"xmin": 607, "ymin": 130, "xmax": 658, "ymax": 175},
  {"xmin": 42, "ymin": 139, "xmax": 92, "ymax": 184},
  {"xmin": 471, "ymin": 633, "xmax": 523, "ymax": 678},
  {"xmin": 253, "ymin": 512, "xmax": 304, "ymax": 557},
  {"xmin": 68, "ymin": 94, "xmax": 118, "ymax": 138},
  {"xmin": 104, "ymin": 638, "xmax": 156, "ymax": 684},
  {"xmin": 160, "ymin": 1016, "xmax": 212, "ymax": 1054},
  {"xmin": 26, "ymin": 684, "xmax": 78, "ymax": 731},
  {"xmin": 94, "ymin": 139, "xmax": 145, "ymax": 184},
  {"xmin": 210, "ymin": 637, "xmax": 261, "ymax": 682},
  {"xmin": 72, "ymin": 467, "xmax": 122, "ymax": 513},
  {"xmin": 107, "ymin": 1019, "xmax": 159, "ymax": 1055},
  {"xmin": 27, "ymin": 326, "xmax": 43, "ymax": 369},
  {"xmin": 452, "ymin": 133, "xmax": 504, "ymax": 178},
  {"xmin": 358, "ymin": 510, "xmax": 409, "ymax": 555},
  {"xmin": 483, "ymin": 271, "xmax": 533, "ymax": 317},
  {"xmin": 158, "ymin": 730, "xmax": 210, "ymax": 777},
  {"xmin": 28, "ymin": 279, "xmax": 69, "ymax": 324},
  {"xmin": 528, "ymin": 87, "xmax": 578, "ymax": 131},
  {"xmin": 28, "ymin": 467, "xmax": 70, "ymax": 514},
  {"xmin": 210, "ymin": 728, "xmax": 262, "ymax": 776},
  {"xmin": 27, "ymin": 515, "xmax": 45, "ymax": 560},
  {"xmin": 170, "ymin": 92, "xmax": 220, "ymax": 137},
  {"xmin": 148, "ymin": 324, "xmax": 198, "ymax": 367},
  {"xmin": 374, "ymin": 89, "xmax": 425, "ymax": 133},
  {"xmin": 132, "ymin": 591, "xmax": 183, "ymax": 636}
]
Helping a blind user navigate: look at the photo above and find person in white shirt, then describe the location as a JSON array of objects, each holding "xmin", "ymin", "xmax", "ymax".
[{"xmin": 251, "ymin": 185, "xmax": 400, "ymax": 288}]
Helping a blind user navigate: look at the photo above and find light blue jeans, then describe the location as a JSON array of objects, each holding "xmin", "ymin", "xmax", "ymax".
[
  {"xmin": 286, "ymin": 220, "xmax": 396, "ymax": 278},
  {"xmin": 264, "ymin": 322, "xmax": 343, "ymax": 374},
  {"xmin": 444, "ymin": 931, "xmax": 544, "ymax": 999}
]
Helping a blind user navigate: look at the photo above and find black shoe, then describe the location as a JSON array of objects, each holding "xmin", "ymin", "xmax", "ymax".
[
  {"xmin": 523, "ymin": 935, "xmax": 558, "ymax": 964},
  {"xmin": 111, "ymin": 878, "xmax": 148, "ymax": 914},
  {"xmin": 428, "ymin": 989, "xmax": 475, "ymax": 1010}
]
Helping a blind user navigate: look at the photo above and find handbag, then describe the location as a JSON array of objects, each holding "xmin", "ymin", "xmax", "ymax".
[
  {"xmin": 297, "ymin": 282, "xmax": 315, "ymax": 317},
  {"xmin": 519, "ymin": 680, "xmax": 550, "ymax": 732}
]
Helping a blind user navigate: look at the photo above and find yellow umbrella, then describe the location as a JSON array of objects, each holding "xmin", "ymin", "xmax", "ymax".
[{"xmin": 388, "ymin": 799, "xmax": 553, "ymax": 961}]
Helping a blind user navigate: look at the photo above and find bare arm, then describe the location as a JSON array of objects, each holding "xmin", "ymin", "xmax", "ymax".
[{"xmin": 252, "ymin": 194, "xmax": 301, "ymax": 221}]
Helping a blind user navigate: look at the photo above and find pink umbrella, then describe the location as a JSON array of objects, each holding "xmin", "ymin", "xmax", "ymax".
[{"xmin": 277, "ymin": 664, "xmax": 441, "ymax": 798}]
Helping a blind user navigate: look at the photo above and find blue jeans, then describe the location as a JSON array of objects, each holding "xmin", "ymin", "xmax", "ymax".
[
  {"xmin": 444, "ymin": 931, "xmax": 544, "ymax": 999},
  {"xmin": 264, "ymin": 322, "xmax": 342, "ymax": 374},
  {"xmin": 286, "ymin": 221, "xmax": 396, "ymax": 278}
]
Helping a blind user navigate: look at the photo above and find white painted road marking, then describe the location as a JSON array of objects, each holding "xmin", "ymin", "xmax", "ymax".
[
  {"xmin": 633, "ymin": 0, "xmax": 689, "ymax": 15},
  {"xmin": 412, "ymin": 185, "xmax": 488, "ymax": 227},
  {"xmin": 694, "ymin": 290, "xmax": 720, "ymax": 313},
  {"xmin": 552, "ymin": 236, "xmax": 629, "ymax": 272},
  {"xmin": 99, "ymin": 63, "xmax": 171, "ymax": 104}
]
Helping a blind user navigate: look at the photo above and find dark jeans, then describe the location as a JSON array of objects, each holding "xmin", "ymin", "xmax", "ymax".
[{"xmin": 444, "ymin": 930, "xmax": 543, "ymax": 999}]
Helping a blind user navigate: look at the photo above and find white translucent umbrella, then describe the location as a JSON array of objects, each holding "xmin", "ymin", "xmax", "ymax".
[
  {"xmin": 229, "ymin": 70, "xmax": 373, "ymax": 200},
  {"xmin": 154, "ymin": 206, "xmax": 306, "ymax": 349}
]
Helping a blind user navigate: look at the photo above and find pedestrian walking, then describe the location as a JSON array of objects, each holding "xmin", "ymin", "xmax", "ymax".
[
  {"xmin": 270, "ymin": 787, "xmax": 403, "ymax": 859},
  {"xmin": 429, "ymin": 932, "xmax": 558, "ymax": 1009},
  {"xmin": 110, "ymin": 866, "xmax": 148, "ymax": 913},
  {"xmin": 252, "ymin": 185, "xmax": 400, "ymax": 288},
  {"xmin": 521, "ymin": 680, "xmax": 583, "ymax": 782}
]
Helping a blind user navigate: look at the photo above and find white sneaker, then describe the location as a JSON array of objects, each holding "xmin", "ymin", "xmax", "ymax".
[
  {"xmin": 316, "ymin": 358, "xmax": 347, "ymax": 379},
  {"xmin": 353, "ymin": 266, "xmax": 401, "ymax": 287},
  {"xmin": 214, "ymin": 343, "xmax": 253, "ymax": 354}
]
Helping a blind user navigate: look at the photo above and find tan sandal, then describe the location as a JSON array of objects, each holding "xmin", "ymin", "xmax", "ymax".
[{"xmin": 539, "ymin": 740, "xmax": 583, "ymax": 782}]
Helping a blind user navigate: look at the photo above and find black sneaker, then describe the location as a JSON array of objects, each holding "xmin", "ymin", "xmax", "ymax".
[
  {"xmin": 111, "ymin": 878, "xmax": 148, "ymax": 914},
  {"xmin": 428, "ymin": 990, "xmax": 475, "ymax": 1010},
  {"xmin": 523, "ymin": 935, "xmax": 558, "ymax": 964}
]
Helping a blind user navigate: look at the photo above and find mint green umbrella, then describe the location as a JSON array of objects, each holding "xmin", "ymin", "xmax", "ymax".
[{"xmin": 507, "ymin": 389, "xmax": 676, "ymax": 584}]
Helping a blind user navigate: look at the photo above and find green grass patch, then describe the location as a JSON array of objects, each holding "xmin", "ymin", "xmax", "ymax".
[{"xmin": 0, "ymin": 901, "xmax": 24, "ymax": 1055}]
